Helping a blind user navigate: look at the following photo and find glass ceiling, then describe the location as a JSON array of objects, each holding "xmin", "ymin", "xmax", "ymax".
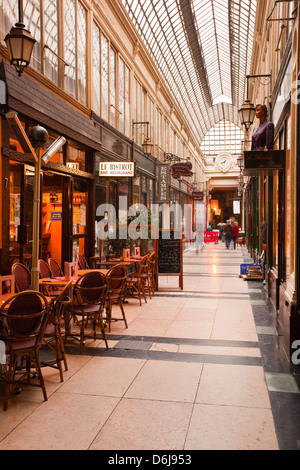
[{"xmin": 121, "ymin": 0, "xmax": 256, "ymax": 148}]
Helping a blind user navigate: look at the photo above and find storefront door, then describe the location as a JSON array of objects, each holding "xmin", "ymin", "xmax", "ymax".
[
  {"xmin": 9, "ymin": 163, "xmax": 34, "ymax": 270},
  {"xmin": 42, "ymin": 173, "xmax": 65, "ymax": 267},
  {"xmin": 42, "ymin": 174, "xmax": 89, "ymax": 266}
]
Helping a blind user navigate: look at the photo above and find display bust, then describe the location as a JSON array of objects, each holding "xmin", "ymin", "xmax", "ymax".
[{"xmin": 251, "ymin": 104, "xmax": 274, "ymax": 151}]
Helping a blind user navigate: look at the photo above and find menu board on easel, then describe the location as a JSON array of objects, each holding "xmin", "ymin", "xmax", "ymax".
[{"xmin": 155, "ymin": 229, "xmax": 183, "ymax": 290}]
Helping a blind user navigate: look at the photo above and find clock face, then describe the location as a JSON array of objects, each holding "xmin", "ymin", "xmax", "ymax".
[{"xmin": 217, "ymin": 155, "xmax": 231, "ymax": 172}]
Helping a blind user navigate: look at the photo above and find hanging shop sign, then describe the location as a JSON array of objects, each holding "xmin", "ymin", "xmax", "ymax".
[
  {"xmin": 99, "ymin": 162, "xmax": 135, "ymax": 177},
  {"xmin": 192, "ymin": 191, "xmax": 204, "ymax": 201},
  {"xmin": 243, "ymin": 150, "xmax": 285, "ymax": 176},
  {"xmin": 171, "ymin": 162, "xmax": 193, "ymax": 179},
  {"xmin": 157, "ymin": 164, "xmax": 169, "ymax": 203}
]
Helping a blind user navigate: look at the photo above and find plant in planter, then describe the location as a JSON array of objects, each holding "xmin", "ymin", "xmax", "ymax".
[{"xmin": 104, "ymin": 208, "xmax": 156, "ymax": 257}]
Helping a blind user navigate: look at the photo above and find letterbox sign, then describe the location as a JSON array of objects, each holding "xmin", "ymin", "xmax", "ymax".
[
  {"xmin": 243, "ymin": 150, "xmax": 285, "ymax": 176},
  {"xmin": 99, "ymin": 162, "xmax": 135, "ymax": 177}
]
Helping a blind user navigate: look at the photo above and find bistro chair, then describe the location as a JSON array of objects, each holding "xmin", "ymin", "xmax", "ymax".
[
  {"xmin": 147, "ymin": 252, "xmax": 157, "ymax": 296},
  {"xmin": 39, "ymin": 259, "xmax": 62, "ymax": 298},
  {"xmin": 77, "ymin": 254, "xmax": 90, "ymax": 270},
  {"xmin": 105, "ymin": 264, "xmax": 128, "ymax": 332},
  {"xmin": 38, "ymin": 258, "xmax": 53, "ymax": 278},
  {"xmin": 48, "ymin": 258, "xmax": 64, "ymax": 277},
  {"xmin": 126, "ymin": 255, "xmax": 149, "ymax": 306},
  {"xmin": 141, "ymin": 254, "xmax": 153, "ymax": 299},
  {"xmin": 0, "ymin": 291, "xmax": 50, "ymax": 411},
  {"xmin": 11, "ymin": 262, "xmax": 31, "ymax": 292},
  {"xmin": 67, "ymin": 271, "xmax": 108, "ymax": 354},
  {"xmin": 41, "ymin": 281, "xmax": 73, "ymax": 382}
]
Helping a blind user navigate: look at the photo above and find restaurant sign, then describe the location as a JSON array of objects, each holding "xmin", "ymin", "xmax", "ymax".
[
  {"xmin": 99, "ymin": 162, "xmax": 135, "ymax": 177},
  {"xmin": 243, "ymin": 150, "xmax": 285, "ymax": 176},
  {"xmin": 158, "ymin": 164, "xmax": 169, "ymax": 203},
  {"xmin": 171, "ymin": 162, "xmax": 193, "ymax": 179},
  {"xmin": 192, "ymin": 191, "xmax": 204, "ymax": 201}
]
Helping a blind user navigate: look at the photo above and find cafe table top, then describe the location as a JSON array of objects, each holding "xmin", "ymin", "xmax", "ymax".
[
  {"xmin": 39, "ymin": 269, "xmax": 109, "ymax": 286},
  {"xmin": 96, "ymin": 257, "xmax": 142, "ymax": 267}
]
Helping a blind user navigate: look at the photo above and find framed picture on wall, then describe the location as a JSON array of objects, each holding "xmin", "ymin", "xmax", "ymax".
[{"xmin": 0, "ymin": 275, "xmax": 15, "ymax": 301}]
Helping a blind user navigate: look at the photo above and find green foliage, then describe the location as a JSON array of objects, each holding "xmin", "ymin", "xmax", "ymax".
[{"xmin": 104, "ymin": 209, "xmax": 156, "ymax": 257}]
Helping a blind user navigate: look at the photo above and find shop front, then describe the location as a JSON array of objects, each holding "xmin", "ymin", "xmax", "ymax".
[
  {"xmin": 0, "ymin": 61, "xmax": 101, "ymax": 274},
  {"xmin": 93, "ymin": 119, "xmax": 134, "ymax": 260}
]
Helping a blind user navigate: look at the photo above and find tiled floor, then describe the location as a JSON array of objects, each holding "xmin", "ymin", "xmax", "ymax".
[{"xmin": 1, "ymin": 242, "xmax": 300, "ymax": 450}]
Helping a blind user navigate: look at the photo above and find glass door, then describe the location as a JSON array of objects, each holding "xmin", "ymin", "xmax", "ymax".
[
  {"xmin": 42, "ymin": 173, "xmax": 65, "ymax": 267},
  {"xmin": 9, "ymin": 163, "xmax": 34, "ymax": 270}
]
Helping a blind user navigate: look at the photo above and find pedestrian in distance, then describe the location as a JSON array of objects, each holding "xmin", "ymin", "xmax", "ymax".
[
  {"xmin": 217, "ymin": 222, "xmax": 223, "ymax": 240},
  {"xmin": 232, "ymin": 221, "xmax": 240, "ymax": 249},
  {"xmin": 224, "ymin": 220, "xmax": 233, "ymax": 249}
]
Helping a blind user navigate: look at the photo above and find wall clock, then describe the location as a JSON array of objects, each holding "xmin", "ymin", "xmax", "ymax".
[{"xmin": 216, "ymin": 155, "xmax": 231, "ymax": 172}]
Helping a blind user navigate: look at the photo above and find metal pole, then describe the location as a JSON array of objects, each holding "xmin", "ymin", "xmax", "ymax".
[
  {"xmin": 18, "ymin": 0, "xmax": 23, "ymax": 24},
  {"xmin": 31, "ymin": 148, "xmax": 41, "ymax": 291}
]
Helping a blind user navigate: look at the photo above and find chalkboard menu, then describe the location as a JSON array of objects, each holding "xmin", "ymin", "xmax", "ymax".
[
  {"xmin": 158, "ymin": 238, "xmax": 181, "ymax": 274},
  {"xmin": 157, "ymin": 229, "xmax": 182, "ymax": 273}
]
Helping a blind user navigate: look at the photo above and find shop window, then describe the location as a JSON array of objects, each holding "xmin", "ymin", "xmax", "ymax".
[
  {"xmin": 133, "ymin": 175, "xmax": 140, "ymax": 206},
  {"xmin": 72, "ymin": 179, "xmax": 87, "ymax": 262},
  {"xmin": 64, "ymin": 0, "xmax": 87, "ymax": 105},
  {"xmin": 67, "ymin": 145, "xmax": 86, "ymax": 171},
  {"xmin": 101, "ymin": 34, "xmax": 109, "ymax": 121},
  {"xmin": 110, "ymin": 47, "xmax": 116, "ymax": 127}
]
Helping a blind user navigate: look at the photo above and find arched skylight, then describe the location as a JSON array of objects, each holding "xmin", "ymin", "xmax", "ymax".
[
  {"xmin": 200, "ymin": 120, "xmax": 245, "ymax": 163},
  {"xmin": 121, "ymin": 0, "xmax": 256, "ymax": 145}
]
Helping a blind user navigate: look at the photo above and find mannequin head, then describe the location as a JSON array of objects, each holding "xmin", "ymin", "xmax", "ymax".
[{"xmin": 255, "ymin": 104, "xmax": 268, "ymax": 123}]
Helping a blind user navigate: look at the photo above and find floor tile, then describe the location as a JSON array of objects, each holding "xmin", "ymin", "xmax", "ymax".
[
  {"xmin": 90, "ymin": 398, "xmax": 193, "ymax": 450},
  {"xmin": 265, "ymin": 372, "xmax": 300, "ymax": 394},
  {"xmin": 58, "ymin": 356, "xmax": 145, "ymax": 397},
  {"xmin": 0, "ymin": 393, "xmax": 119, "ymax": 450},
  {"xmin": 257, "ymin": 326, "xmax": 278, "ymax": 336},
  {"xmin": 185, "ymin": 403, "xmax": 279, "ymax": 450},
  {"xmin": 150, "ymin": 342, "xmax": 261, "ymax": 357},
  {"xmin": 196, "ymin": 363, "xmax": 271, "ymax": 408},
  {"xmin": 125, "ymin": 360, "xmax": 203, "ymax": 402}
]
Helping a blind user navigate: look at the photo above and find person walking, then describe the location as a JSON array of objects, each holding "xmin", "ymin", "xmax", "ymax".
[
  {"xmin": 224, "ymin": 220, "xmax": 233, "ymax": 249},
  {"xmin": 217, "ymin": 222, "xmax": 223, "ymax": 240},
  {"xmin": 232, "ymin": 221, "xmax": 240, "ymax": 249}
]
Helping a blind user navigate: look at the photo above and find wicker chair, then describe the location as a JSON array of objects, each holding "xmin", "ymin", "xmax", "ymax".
[
  {"xmin": 0, "ymin": 291, "xmax": 50, "ymax": 411},
  {"xmin": 42, "ymin": 281, "xmax": 73, "ymax": 382},
  {"xmin": 147, "ymin": 252, "xmax": 157, "ymax": 296},
  {"xmin": 77, "ymin": 254, "xmax": 89, "ymax": 270},
  {"xmin": 67, "ymin": 271, "xmax": 108, "ymax": 354},
  {"xmin": 11, "ymin": 262, "xmax": 31, "ymax": 292},
  {"xmin": 39, "ymin": 259, "xmax": 61, "ymax": 298},
  {"xmin": 126, "ymin": 255, "xmax": 149, "ymax": 306},
  {"xmin": 38, "ymin": 259, "xmax": 53, "ymax": 278},
  {"xmin": 48, "ymin": 258, "xmax": 64, "ymax": 277},
  {"xmin": 105, "ymin": 264, "xmax": 128, "ymax": 332}
]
